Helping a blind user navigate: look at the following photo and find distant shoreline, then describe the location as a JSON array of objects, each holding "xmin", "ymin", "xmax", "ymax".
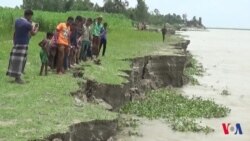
[{"xmin": 207, "ymin": 27, "xmax": 250, "ymax": 31}]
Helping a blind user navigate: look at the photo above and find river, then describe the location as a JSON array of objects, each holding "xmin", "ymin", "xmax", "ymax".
[{"xmin": 119, "ymin": 29, "xmax": 250, "ymax": 141}]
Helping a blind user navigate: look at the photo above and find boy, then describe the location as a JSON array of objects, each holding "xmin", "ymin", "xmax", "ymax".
[
  {"xmin": 56, "ymin": 17, "xmax": 74, "ymax": 74},
  {"xmin": 39, "ymin": 32, "xmax": 53, "ymax": 76},
  {"xmin": 99, "ymin": 22, "xmax": 108, "ymax": 56},
  {"xmin": 92, "ymin": 16, "xmax": 103, "ymax": 58},
  {"xmin": 75, "ymin": 16, "xmax": 84, "ymax": 64},
  {"xmin": 48, "ymin": 32, "xmax": 57, "ymax": 69},
  {"xmin": 69, "ymin": 22, "xmax": 77, "ymax": 67},
  {"xmin": 80, "ymin": 18, "xmax": 93, "ymax": 61}
]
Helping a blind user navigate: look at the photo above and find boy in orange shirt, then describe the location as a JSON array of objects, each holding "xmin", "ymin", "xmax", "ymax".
[{"xmin": 56, "ymin": 17, "xmax": 74, "ymax": 74}]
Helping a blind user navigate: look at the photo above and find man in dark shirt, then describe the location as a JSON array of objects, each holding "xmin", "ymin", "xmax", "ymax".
[
  {"xmin": 6, "ymin": 9, "xmax": 38, "ymax": 84},
  {"xmin": 161, "ymin": 25, "xmax": 167, "ymax": 42}
]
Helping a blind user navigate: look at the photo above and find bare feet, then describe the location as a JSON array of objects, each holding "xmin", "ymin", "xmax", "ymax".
[{"xmin": 15, "ymin": 77, "xmax": 25, "ymax": 84}]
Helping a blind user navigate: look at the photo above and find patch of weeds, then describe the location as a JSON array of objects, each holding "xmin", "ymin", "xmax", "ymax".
[
  {"xmin": 184, "ymin": 54, "xmax": 204, "ymax": 85},
  {"xmin": 221, "ymin": 89, "xmax": 231, "ymax": 96},
  {"xmin": 117, "ymin": 115, "xmax": 142, "ymax": 137},
  {"xmin": 169, "ymin": 118, "xmax": 214, "ymax": 134},
  {"xmin": 121, "ymin": 89, "xmax": 231, "ymax": 133}
]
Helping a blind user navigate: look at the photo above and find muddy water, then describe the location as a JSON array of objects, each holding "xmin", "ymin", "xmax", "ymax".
[{"xmin": 120, "ymin": 29, "xmax": 250, "ymax": 141}]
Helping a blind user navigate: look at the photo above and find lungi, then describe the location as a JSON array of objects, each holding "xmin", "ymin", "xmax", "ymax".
[
  {"xmin": 6, "ymin": 44, "xmax": 28, "ymax": 78},
  {"xmin": 92, "ymin": 36, "xmax": 100, "ymax": 56}
]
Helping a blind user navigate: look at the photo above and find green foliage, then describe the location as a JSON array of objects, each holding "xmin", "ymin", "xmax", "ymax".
[
  {"xmin": 170, "ymin": 118, "xmax": 214, "ymax": 134},
  {"xmin": 121, "ymin": 89, "xmax": 230, "ymax": 133},
  {"xmin": 22, "ymin": 0, "xmax": 95, "ymax": 12},
  {"xmin": 0, "ymin": 8, "xmax": 131, "ymax": 41},
  {"xmin": 103, "ymin": 0, "xmax": 128, "ymax": 13},
  {"xmin": 186, "ymin": 16, "xmax": 204, "ymax": 28},
  {"xmin": 20, "ymin": 0, "xmax": 204, "ymax": 28},
  {"xmin": 184, "ymin": 55, "xmax": 204, "ymax": 85},
  {"xmin": 134, "ymin": 0, "xmax": 149, "ymax": 22},
  {"xmin": 71, "ymin": 0, "xmax": 94, "ymax": 11}
]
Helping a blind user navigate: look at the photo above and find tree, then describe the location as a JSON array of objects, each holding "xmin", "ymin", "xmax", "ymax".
[
  {"xmin": 154, "ymin": 8, "xmax": 160, "ymax": 15},
  {"xmin": 182, "ymin": 14, "xmax": 187, "ymax": 22},
  {"xmin": 64, "ymin": 0, "xmax": 74, "ymax": 11},
  {"xmin": 93, "ymin": 3, "xmax": 101, "ymax": 11},
  {"xmin": 22, "ymin": 0, "xmax": 67, "ymax": 12},
  {"xmin": 192, "ymin": 16, "xmax": 197, "ymax": 22},
  {"xmin": 135, "ymin": 0, "xmax": 148, "ymax": 22},
  {"xmin": 71, "ymin": 0, "xmax": 94, "ymax": 11},
  {"xmin": 103, "ymin": 0, "xmax": 127, "ymax": 13},
  {"xmin": 198, "ymin": 17, "xmax": 203, "ymax": 26}
]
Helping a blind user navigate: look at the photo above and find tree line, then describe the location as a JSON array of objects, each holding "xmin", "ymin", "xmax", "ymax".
[{"xmin": 22, "ymin": 0, "xmax": 204, "ymax": 28}]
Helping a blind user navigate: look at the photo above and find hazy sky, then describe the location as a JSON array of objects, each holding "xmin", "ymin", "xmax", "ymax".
[{"xmin": 0, "ymin": 0, "xmax": 249, "ymax": 28}]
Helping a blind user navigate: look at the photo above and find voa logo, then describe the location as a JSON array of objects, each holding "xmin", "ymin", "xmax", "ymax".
[{"xmin": 222, "ymin": 123, "xmax": 243, "ymax": 135}]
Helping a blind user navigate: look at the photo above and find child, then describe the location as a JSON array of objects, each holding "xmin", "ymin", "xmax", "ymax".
[
  {"xmin": 39, "ymin": 32, "xmax": 53, "ymax": 76},
  {"xmin": 80, "ymin": 18, "xmax": 93, "ymax": 61},
  {"xmin": 75, "ymin": 16, "xmax": 84, "ymax": 64},
  {"xmin": 48, "ymin": 32, "xmax": 57, "ymax": 70},
  {"xmin": 69, "ymin": 22, "xmax": 78, "ymax": 67},
  {"xmin": 92, "ymin": 16, "xmax": 103, "ymax": 58},
  {"xmin": 99, "ymin": 22, "xmax": 108, "ymax": 56}
]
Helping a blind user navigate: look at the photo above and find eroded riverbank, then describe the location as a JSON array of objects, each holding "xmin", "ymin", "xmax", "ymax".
[
  {"xmin": 36, "ymin": 29, "xmax": 248, "ymax": 141},
  {"xmin": 36, "ymin": 39, "xmax": 191, "ymax": 141}
]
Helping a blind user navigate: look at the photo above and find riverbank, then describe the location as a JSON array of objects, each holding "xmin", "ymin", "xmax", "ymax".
[
  {"xmin": 0, "ymin": 28, "xmax": 182, "ymax": 141},
  {"xmin": 0, "ymin": 27, "xmax": 234, "ymax": 140},
  {"xmin": 38, "ymin": 34, "xmax": 232, "ymax": 141}
]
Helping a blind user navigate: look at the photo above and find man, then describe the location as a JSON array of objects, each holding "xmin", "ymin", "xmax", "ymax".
[
  {"xmin": 75, "ymin": 16, "xmax": 84, "ymax": 64},
  {"xmin": 80, "ymin": 18, "xmax": 93, "ymax": 61},
  {"xmin": 99, "ymin": 22, "xmax": 108, "ymax": 56},
  {"xmin": 161, "ymin": 25, "xmax": 167, "ymax": 42},
  {"xmin": 92, "ymin": 16, "xmax": 103, "ymax": 58},
  {"xmin": 6, "ymin": 9, "xmax": 38, "ymax": 84},
  {"xmin": 56, "ymin": 17, "xmax": 74, "ymax": 74}
]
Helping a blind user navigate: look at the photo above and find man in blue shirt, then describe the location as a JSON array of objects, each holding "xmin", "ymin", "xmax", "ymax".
[{"xmin": 6, "ymin": 9, "xmax": 38, "ymax": 84}]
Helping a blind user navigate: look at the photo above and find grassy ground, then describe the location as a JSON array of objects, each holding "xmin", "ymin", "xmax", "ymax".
[
  {"xmin": 0, "ymin": 33, "xmax": 117, "ymax": 141},
  {"xmin": 0, "ymin": 27, "xmax": 175, "ymax": 140},
  {"xmin": 83, "ymin": 29, "xmax": 181, "ymax": 84}
]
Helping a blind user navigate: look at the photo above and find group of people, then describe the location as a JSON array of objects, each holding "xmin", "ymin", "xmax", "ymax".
[{"xmin": 6, "ymin": 10, "xmax": 108, "ymax": 84}]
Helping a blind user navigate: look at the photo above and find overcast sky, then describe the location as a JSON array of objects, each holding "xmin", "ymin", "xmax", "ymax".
[{"xmin": 0, "ymin": 0, "xmax": 249, "ymax": 28}]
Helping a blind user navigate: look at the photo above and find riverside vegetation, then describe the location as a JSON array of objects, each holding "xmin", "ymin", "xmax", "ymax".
[{"xmin": 0, "ymin": 8, "xmax": 229, "ymax": 141}]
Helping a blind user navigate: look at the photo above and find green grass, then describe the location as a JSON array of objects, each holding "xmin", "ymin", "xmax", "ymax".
[
  {"xmin": 184, "ymin": 54, "xmax": 204, "ymax": 85},
  {"xmin": 0, "ymin": 33, "xmax": 117, "ymax": 141},
  {"xmin": 121, "ymin": 89, "xmax": 231, "ymax": 133},
  {"xmin": 82, "ymin": 30, "xmax": 180, "ymax": 84},
  {"xmin": 0, "ymin": 8, "xmax": 132, "ymax": 40}
]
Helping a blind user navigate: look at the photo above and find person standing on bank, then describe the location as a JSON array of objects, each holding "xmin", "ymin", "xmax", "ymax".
[
  {"xmin": 99, "ymin": 22, "xmax": 108, "ymax": 56},
  {"xmin": 92, "ymin": 16, "xmax": 103, "ymax": 58},
  {"xmin": 55, "ymin": 17, "xmax": 74, "ymax": 74},
  {"xmin": 6, "ymin": 9, "xmax": 39, "ymax": 84},
  {"xmin": 161, "ymin": 25, "xmax": 167, "ymax": 42}
]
